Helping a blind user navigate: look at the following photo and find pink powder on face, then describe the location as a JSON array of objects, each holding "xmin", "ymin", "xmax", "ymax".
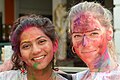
[
  {"xmin": 71, "ymin": 11, "xmax": 111, "ymax": 71},
  {"xmin": 81, "ymin": 34, "xmax": 87, "ymax": 47},
  {"xmin": 72, "ymin": 12, "xmax": 99, "ymax": 34}
]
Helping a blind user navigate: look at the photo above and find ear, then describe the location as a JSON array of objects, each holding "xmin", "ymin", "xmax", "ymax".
[
  {"xmin": 53, "ymin": 39, "xmax": 58, "ymax": 53},
  {"xmin": 106, "ymin": 27, "xmax": 113, "ymax": 41}
]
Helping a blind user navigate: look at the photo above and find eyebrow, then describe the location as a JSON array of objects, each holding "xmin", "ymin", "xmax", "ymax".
[
  {"xmin": 20, "ymin": 36, "xmax": 47, "ymax": 45},
  {"xmin": 72, "ymin": 28, "xmax": 100, "ymax": 34},
  {"xmin": 36, "ymin": 36, "xmax": 47, "ymax": 40}
]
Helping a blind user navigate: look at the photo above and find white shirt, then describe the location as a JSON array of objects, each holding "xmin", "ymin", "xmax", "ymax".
[
  {"xmin": 72, "ymin": 65, "xmax": 120, "ymax": 80},
  {"xmin": 0, "ymin": 70, "xmax": 68, "ymax": 80}
]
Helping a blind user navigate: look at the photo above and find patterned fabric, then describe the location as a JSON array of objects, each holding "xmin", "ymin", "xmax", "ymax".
[
  {"xmin": 0, "ymin": 70, "xmax": 68, "ymax": 80},
  {"xmin": 0, "ymin": 70, "xmax": 26, "ymax": 80}
]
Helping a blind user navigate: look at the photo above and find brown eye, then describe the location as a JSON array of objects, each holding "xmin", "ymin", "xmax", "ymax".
[
  {"xmin": 38, "ymin": 39, "xmax": 47, "ymax": 45},
  {"xmin": 74, "ymin": 34, "xmax": 82, "ymax": 38},
  {"xmin": 21, "ymin": 44, "xmax": 31, "ymax": 50}
]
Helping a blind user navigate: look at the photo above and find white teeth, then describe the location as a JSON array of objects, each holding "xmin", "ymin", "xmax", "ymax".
[{"xmin": 34, "ymin": 55, "xmax": 45, "ymax": 60}]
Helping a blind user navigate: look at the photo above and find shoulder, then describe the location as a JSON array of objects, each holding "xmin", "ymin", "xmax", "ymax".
[
  {"xmin": 0, "ymin": 70, "xmax": 24, "ymax": 80},
  {"xmin": 110, "ymin": 64, "xmax": 120, "ymax": 75},
  {"xmin": 53, "ymin": 71, "xmax": 71, "ymax": 80},
  {"xmin": 0, "ymin": 70, "xmax": 20, "ymax": 75},
  {"xmin": 72, "ymin": 69, "xmax": 89, "ymax": 80}
]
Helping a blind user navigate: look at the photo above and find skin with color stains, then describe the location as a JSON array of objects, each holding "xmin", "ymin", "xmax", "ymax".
[
  {"xmin": 68, "ymin": 1, "xmax": 120, "ymax": 80},
  {"xmin": 71, "ymin": 12, "xmax": 109, "ymax": 71},
  {"xmin": 33, "ymin": 63, "xmax": 39, "ymax": 69},
  {"xmin": 2, "ymin": 14, "xmax": 67, "ymax": 80},
  {"xmin": 20, "ymin": 27, "xmax": 54, "ymax": 70}
]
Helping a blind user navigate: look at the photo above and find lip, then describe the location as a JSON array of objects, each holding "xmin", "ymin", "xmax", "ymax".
[
  {"xmin": 32, "ymin": 55, "xmax": 46, "ymax": 62},
  {"xmin": 81, "ymin": 50, "xmax": 97, "ymax": 54}
]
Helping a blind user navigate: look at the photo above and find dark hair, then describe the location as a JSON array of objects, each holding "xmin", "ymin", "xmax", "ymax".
[{"xmin": 10, "ymin": 14, "xmax": 57, "ymax": 69}]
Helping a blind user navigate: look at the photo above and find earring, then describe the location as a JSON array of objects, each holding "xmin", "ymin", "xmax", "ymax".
[
  {"xmin": 72, "ymin": 46, "xmax": 76, "ymax": 53},
  {"xmin": 20, "ymin": 61, "xmax": 27, "ymax": 75}
]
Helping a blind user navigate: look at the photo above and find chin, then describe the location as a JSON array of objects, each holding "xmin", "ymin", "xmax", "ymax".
[{"xmin": 37, "ymin": 63, "xmax": 51, "ymax": 70}]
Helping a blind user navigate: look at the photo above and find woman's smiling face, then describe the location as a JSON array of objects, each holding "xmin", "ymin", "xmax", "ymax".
[
  {"xmin": 20, "ymin": 27, "xmax": 55, "ymax": 70},
  {"xmin": 71, "ymin": 13, "xmax": 108, "ymax": 65}
]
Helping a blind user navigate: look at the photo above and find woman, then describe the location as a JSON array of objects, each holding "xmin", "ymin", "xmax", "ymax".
[
  {"xmin": 0, "ymin": 14, "xmax": 68, "ymax": 80},
  {"xmin": 68, "ymin": 1, "xmax": 120, "ymax": 80}
]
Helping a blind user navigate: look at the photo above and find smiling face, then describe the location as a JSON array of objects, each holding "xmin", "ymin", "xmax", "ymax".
[
  {"xmin": 20, "ymin": 27, "xmax": 56, "ymax": 70},
  {"xmin": 71, "ymin": 13, "xmax": 109, "ymax": 66}
]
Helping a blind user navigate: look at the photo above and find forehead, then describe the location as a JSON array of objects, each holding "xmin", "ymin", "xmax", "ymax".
[
  {"xmin": 22, "ymin": 27, "xmax": 42, "ymax": 35},
  {"xmin": 20, "ymin": 27, "xmax": 45, "ymax": 40},
  {"xmin": 71, "ymin": 12, "xmax": 103, "ymax": 33}
]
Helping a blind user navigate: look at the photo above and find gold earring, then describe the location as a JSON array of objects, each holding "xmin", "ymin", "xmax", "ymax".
[{"xmin": 72, "ymin": 46, "xmax": 76, "ymax": 53}]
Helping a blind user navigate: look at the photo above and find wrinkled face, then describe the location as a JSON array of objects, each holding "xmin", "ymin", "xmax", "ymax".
[
  {"xmin": 71, "ymin": 14, "xmax": 109, "ymax": 65},
  {"xmin": 20, "ymin": 27, "xmax": 56, "ymax": 70}
]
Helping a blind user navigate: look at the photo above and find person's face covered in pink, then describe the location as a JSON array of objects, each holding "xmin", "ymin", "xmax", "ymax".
[{"xmin": 71, "ymin": 12, "xmax": 112, "ymax": 70}]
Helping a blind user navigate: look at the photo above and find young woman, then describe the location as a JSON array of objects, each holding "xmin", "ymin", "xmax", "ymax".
[
  {"xmin": 68, "ymin": 1, "xmax": 120, "ymax": 80},
  {"xmin": 0, "ymin": 14, "xmax": 68, "ymax": 80}
]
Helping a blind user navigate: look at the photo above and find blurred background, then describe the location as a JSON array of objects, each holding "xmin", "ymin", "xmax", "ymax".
[{"xmin": 0, "ymin": 0, "xmax": 120, "ymax": 73}]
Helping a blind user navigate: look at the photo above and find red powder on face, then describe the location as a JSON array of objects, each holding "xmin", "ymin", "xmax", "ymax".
[{"xmin": 72, "ymin": 12, "xmax": 98, "ymax": 33}]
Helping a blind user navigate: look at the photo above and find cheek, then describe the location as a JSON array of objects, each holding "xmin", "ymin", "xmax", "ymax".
[
  {"xmin": 45, "ymin": 46, "xmax": 54, "ymax": 57},
  {"xmin": 20, "ymin": 50, "xmax": 30, "ymax": 61},
  {"xmin": 72, "ymin": 39, "xmax": 79, "ymax": 47},
  {"xmin": 98, "ymin": 35, "xmax": 107, "ymax": 45},
  {"xmin": 46, "ymin": 48, "xmax": 54, "ymax": 63},
  {"xmin": 21, "ymin": 53, "xmax": 29, "ymax": 62},
  {"xmin": 92, "ymin": 39, "xmax": 101, "ymax": 47},
  {"xmin": 99, "ymin": 38, "xmax": 108, "ymax": 55},
  {"xmin": 21, "ymin": 53, "xmax": 32, "ymax": 66},
  {"xmin": 72, "ymin": 40, "xmax": 82, "ymax": 54},
  {"xmin": 94, "ymin": 36, "xmax": 108, "ymax": 55},
  {"xmin": 92, "ymin": 35, "xmax": 105, "ymax": 47}
]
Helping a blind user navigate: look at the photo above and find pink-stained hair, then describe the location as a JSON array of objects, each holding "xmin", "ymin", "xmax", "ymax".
[{"xmin": 68, "ymin": 1, "xmax": 117, "ymax": 62}]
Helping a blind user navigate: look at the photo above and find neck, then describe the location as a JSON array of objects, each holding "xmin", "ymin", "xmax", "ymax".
[
  {"xmin": 88, "ymin": 49, "xmax": 117, "ymax": 72},
  {"xmin": 27, "ymin": 64, "xmax": 53, "ymax": 80}
]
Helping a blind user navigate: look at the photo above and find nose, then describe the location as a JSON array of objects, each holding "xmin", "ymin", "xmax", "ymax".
[
  {"xmin": 81, "ymin": 34, "xmax": 89, "ymax": 47},
  {"xmin": 32, "ymin": 44, "xmax": 42, "ymax": 54}
]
